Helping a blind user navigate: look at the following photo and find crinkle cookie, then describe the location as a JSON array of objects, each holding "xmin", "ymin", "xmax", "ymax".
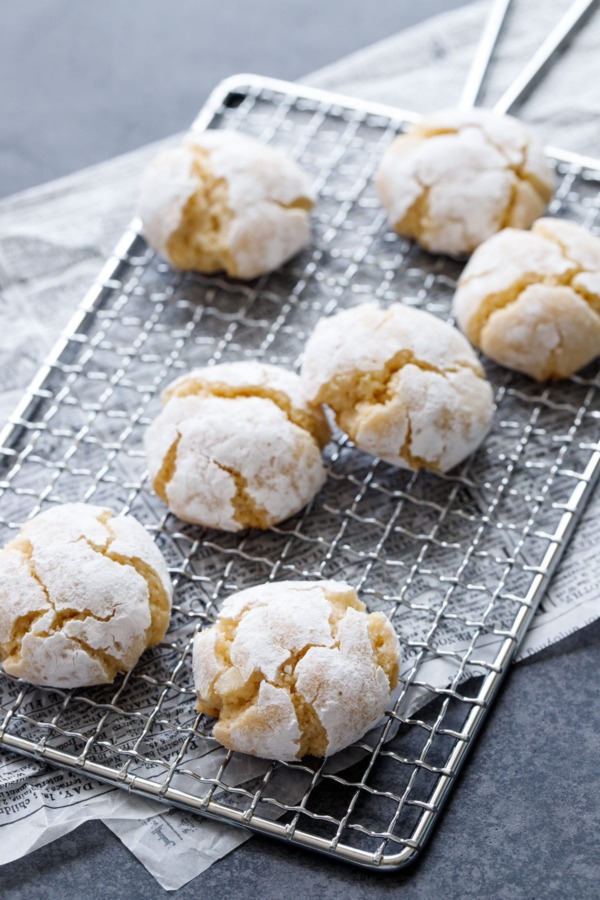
[
  {"xmin": 145, "ymin": 362, "xmax": 330, "ymax": 531},
  {"xmin": 193, "ymin": 580, "xmax": 400, "ymax": 760},
  {"xmin": 0, "ymin": 504, "xmax": 173, "ymax": 688},
  {"xmin": 376, "ymin": 108, "xmax": 555, "ymax": 256},
  {"xmin": 139, "ymin": 130, "xmax": 315, "ymax": 279},
  {"xmin": 301, "ymin": 303, "xmax": 494, "ymax": 473},
  {"xmin": 454, "ymin": 218, "xmax": 600, "ymax": 380}
]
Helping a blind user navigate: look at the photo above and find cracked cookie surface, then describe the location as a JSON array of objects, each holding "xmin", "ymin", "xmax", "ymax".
[
  {"xmin": 193, "ymin": 580, "xmax": 400, "ymax": 760},
  {"xmin": 139, "ymin": 130, "xmax": 315, "ymax": 279},
  {"xmin": 301, "ymin": 303, "xmax": 494, "ymax": 473},
  {"xmin": 145, "ymin": 362, "xmax": 330, "ymax": 532},
  {"xmin": 376, "ymin": 108, "xmax": 555, "ymax": 256},
  {"xmin": 454, "ymin": 218, "xmax": 600, "ymax": 380},
  {"xmin": 0, "ymin": 504, "xmax": 173, "ymax": 688}
]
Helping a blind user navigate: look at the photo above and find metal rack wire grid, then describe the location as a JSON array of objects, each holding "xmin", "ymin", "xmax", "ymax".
[{"xmin": 0, "ymin": 75, "xmax": 599, "ymax": 871}]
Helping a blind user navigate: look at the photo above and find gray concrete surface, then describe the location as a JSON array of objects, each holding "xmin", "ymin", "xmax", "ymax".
[{"xmin": 0, "ymin": 0, "xmax": 473, "ymax": 197}]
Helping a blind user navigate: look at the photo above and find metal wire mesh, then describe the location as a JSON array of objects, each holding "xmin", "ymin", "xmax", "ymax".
[{"xmin": 0, "ymin": 75, "xmax": 599, "ymax": 870}]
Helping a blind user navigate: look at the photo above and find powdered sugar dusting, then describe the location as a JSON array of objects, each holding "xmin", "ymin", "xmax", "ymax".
[
  {"xmin": 145, "ymin": 363, "xmax": 328, "ymax": 532},
  {"xmin": 0, "ymin": 504, "xmax": 173, "ymax": 688},
  {"xmin": 376, "ymin": 107, "xmax": 555, "ymax": 255},
  {"xmin": 301, "ymin": 302, "xmax": 494, "ymax": 472},
  {"xmin": 454, "ymin": 218, "xmax": 600, "ymax": 380},
  {"xmin": 192, "ymin": 580, "xmax": 399, "ymax": 760},
  {"xmin": 139, "ymin": 130, "xmax": 315, "ymax": 278}
]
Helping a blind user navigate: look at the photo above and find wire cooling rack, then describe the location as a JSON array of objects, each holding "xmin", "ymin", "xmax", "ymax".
[{"xmin": 1, "ymin": 75, "xmax": 599, "ymax": 871}]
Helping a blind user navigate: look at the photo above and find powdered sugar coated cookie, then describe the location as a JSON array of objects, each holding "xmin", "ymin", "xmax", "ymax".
[
  {"xmin": 377, "ymin": 108, "xmax": 555, "ymax": 256},
  {"xmin": 454, "ymin": 218, "xmax": 600, "ymax": 380},
  {"xmin": 193, "ymin": 580, "xmax": 400, "ymax": 760},
  {"xmin": 0, "ymin": 504, "xmax": 173, "ymax": 688},
  {"xmin": 301, "ymin": 303, "xmax": 494, "ymax": 473},
  {"xmin": 145, "ymin": 362, "xmax": 330, "ymax": 531},
  {"xmin": 139, "ymin": 130, "xmax": 315, "ymax": 279}
]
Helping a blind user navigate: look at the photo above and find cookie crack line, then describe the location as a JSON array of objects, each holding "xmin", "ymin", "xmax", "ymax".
[
  {"xmin": 4, "ymin": 535, "xmax": 117, "ymax": 667},
  {"xmin": 499, "ymin": 178, "xmax": 520, "ymax": 232},
  {"xmin": 320, "ymin": 348, "xmax": 483, "ymax": 413},
  {"xmin": 199, "ymin": 629, "xmax": 327, "ymax": 713},
  {"xmin": 201, "ymin": 626, "xmax": 384, "ymax": 728},
  {"xmin": 401, "ymin": 126, "xmax": 550, "ymax": 242},
  {"xmin": 419, "ymin": 118, "xmax": 531, "ymax": 180},
  {"xmin": 199, "ymin": 643, "xmax": 329, "ymax": 757},
  {"xmin": 211, "ymin": 458, "xmax": 271, "ymax": 530},
  {"xmin": 37, "ymin": 607, "xmax": 115, "ymax": 632},
  {"xmin": 399, "ymin": 414, "xmax": 442, "ymax": 473},
  {"xmin": 152, "ymin": 433, "xmax": 182, "ymax": 502},
  {"xmin": 407, "ymin": 121, "xmax": 526, "ymax": 182},
  {"xmin": 470, "ymin": 265, "xmax": 600, "ymax": 344},
  {"xmin": 3, "ymin": 538, "xmax": 52, "ymax": 660},
  {"xmin": 394, "ymin": 181, "xmax": 431, "ymax": 238},
  {"xmin": 546, "ymin": 321, "xmax": 567, "ymax": 381},
  {"xmin": 508, "ymin": 138, "xmax": 554, "ymax": 202},
  {"xmin": 68, "ymin": 634, "xmax": 124, "ymax": 680},
  {"xmin": 98, "ymin": 516, "xmax": 171, "ymax": 647},
  {"xmin": 163, "ymin": 379, "xmax": 328, "ymax": 447},
  {"xmin": 2, "ymin": 609, "xmax": 49, "ymax": 663},
  {"xmin": 193, "ymin": 582, "xmax": 400, "ymax": 760},
  {"xmin": 536, "ymin": 226, "xmax": 600, "ymax": 308},
  {"xmin": 271, "ymin": 196, "xmax": 314, "ymax": 213},
  {"xmin": 21, "ymin": 512, "xmax": 166, "ymax": 662},
  {"xmin": 465, "ymin": 122, "xmax": 534, "ymax": 187},
  {"xmin": 288, "ymin": 682, "xmax": 328, "ymax": 758},
  {"xmin": 202, "ymin": 590, "xmax": 352, "ymax": 705}
]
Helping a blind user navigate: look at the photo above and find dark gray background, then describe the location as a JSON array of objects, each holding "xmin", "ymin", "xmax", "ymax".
[
  {"xmin": 0, "ymin": 0, "xmax": 472, "ymax": 198},
  {"xmin": 1, "ymin": 2, "xmax": 599, "ymax": 898}
]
